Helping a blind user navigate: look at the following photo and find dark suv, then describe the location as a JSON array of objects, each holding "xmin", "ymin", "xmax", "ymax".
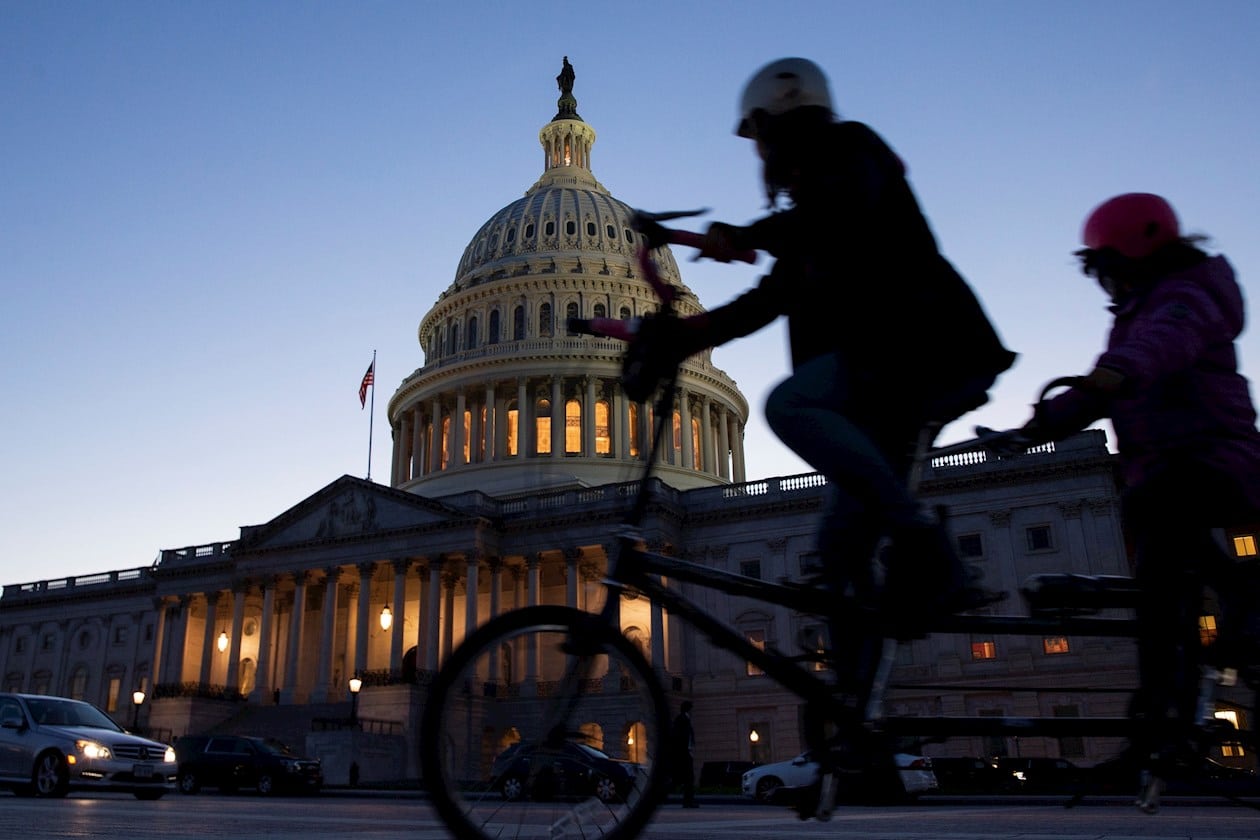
[{"xmin": 173, "ymin": 735, "xmax": 322, "ymax": 795}]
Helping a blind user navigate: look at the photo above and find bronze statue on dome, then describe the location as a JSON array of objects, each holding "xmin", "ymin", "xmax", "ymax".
[{"xmin": 554, "ymin": 56, "xmax": 581, "ymax": 121}]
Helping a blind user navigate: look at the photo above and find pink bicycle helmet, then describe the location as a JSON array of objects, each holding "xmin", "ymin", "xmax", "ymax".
[{"xmin": 1081, "ymin": 193, "xmax": 1180, "ymax": 259}]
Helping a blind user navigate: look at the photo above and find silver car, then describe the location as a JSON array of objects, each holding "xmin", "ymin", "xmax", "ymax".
[{"xmin": 0, "ymin": 692, "xmax": 176, "ymax": 799}]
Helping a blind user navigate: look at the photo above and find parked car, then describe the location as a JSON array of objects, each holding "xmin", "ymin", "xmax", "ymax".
[
  {"xmin": 741, "ymin": 751, "xmax": 938, "ymax": 804},
  {"xmin": 0, "ymin": 692, "xmax": 176, "ymax": 799},
  {"xmin": 930, "ymin": 756, "xmax": 1006, "ymax": 794},
  {"xmin": 1088, "ymin": 755, "xmax": 1260, "ymax": 798},
  {"xmin": 490, "ymin": 741, "xmax": 640, "ymax": 803},
  {"xmin": 173, "ymin": 734, "xmax": 323, "ymax": 795}
]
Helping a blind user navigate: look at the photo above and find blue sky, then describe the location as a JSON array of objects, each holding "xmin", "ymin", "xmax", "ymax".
[{"xmin": 2, "ymin": 1, "xmax": 1258, "ymax": 589}]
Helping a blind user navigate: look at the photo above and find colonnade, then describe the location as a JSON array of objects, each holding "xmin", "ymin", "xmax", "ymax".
[
  {"xmin": 151, "ymin": 550, "xmax": 671, "ymax": 703},
  {"xmin": 391, "ymin": 375, "xmax": 746, "ymax": 486}
]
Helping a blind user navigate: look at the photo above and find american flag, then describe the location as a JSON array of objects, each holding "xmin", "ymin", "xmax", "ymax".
[{"xmin": 358, "ymin": 361, "xmax": 375, "ymax": 408}]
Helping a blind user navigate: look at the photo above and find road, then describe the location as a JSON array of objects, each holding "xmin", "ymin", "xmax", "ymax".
[{"xmin": 3, "ymin": 792, "xmax": 1259, "ymax": 839}]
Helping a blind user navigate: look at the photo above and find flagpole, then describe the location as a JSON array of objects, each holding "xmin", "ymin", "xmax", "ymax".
[{"xmin": 367, "ymin": 349, "xmax": 376, "ymax": 481}]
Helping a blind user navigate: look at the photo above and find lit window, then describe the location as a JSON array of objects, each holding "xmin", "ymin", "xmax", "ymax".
[
  {"xmin": 1233, "ymin": 535, "xmax": 1257, "ymax": 557},
  {"xmin": 506, "ymin": 408, "xmax": 519, "ymax": 456},
  {"xmin": 746, "ymin": 629, "xmax": 766, "ymax": 676},
  {"xmin": 672, "ymin": 411, "xmax": 682, "ymax": 460},
  {"xmin": 1215, "ymin": 710, "xmax": 1246, "ymax": 756},
  {"xmin": 691, "ymin": 417, "xmax": 702, "ymax": 469},
  {"xmin": 536, "ymin": 399, "xmax": 551, "ymax": 454},
  {"xmin": 462, "ymin": 410, "xmax": 472, "ymax": 464},
  {"xmin": 971, "ymin": 640, "xmax": 997, "ymax": 660},
  {"xmin": 595, "ymin": 401, "xmax": 611, "ymax": 455},
  {"xmin": 1043, "ymin": 636, "xmax": 1070, "ymax": 655},
  {"xmin": 1200, "ymin": 615, "xmax": 1219, "ymax": 647},
  {"xmin": 440, "ymin": 417, "xmax": 450, "ymax": 470},
  {"xmin": 628, "ymin": 403, "xmax": 640, "ymax": 458},
  {"xmin": 565, "ymin": 399, "xmax": 581, "ymax": 454}
]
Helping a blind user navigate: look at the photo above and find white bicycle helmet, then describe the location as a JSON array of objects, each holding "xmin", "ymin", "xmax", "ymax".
[{"xmin": 736, "ymin": 57, "xmax": 835, "ymax": 138}]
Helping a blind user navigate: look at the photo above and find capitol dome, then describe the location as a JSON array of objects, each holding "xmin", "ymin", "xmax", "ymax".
[{"xmin": 387, "ymin": 59, "xmax": 749, "ymax": 498}]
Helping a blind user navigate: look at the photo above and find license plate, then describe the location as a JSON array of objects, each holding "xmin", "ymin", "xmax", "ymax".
[{"xmin": 133, "ymin": 764, "xmax": 154, "ymax": 779}]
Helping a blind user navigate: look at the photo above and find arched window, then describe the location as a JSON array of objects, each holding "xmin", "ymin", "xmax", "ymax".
[
  {"xmin": 539, "ymin": 302, "xmax": 553, "ymax": 337},
  {"xmin": 619, "ymin": 305, "xmax": 632, "ymax": 320},
  {"xmin": 467, "ymin": 316, "xmax": 479, "ymax": 350},
  {"xmin": 628, "ymin": 402, "xmax": 640, "ymax": 458},
  {"xmin": 565, "ymin": 399, "xmax": 581, "ymax": 454},
  {"xmin": 506, "ymin": 403, "xmax": 519, "ymax": 456},
  {"xmin": 513, "ymin": 305, "xmax": 526, "ymax": 340},
  {"xmin": 462, "ymin": 409, "xmax": 472, "ymax": 465},
  {"xmin": 672, "ymin": 410, "xmax": 682, "ymax": 463},
  {"xmin": 691, "ymin": 416, "xmax": 702, "ymax": 470},
  {"xmin": 535, "ymin": 398, "xmax": 551, "ymax": 454},
  {"xmin": 595, "ymin": 400, "xmax": 611, "ymax": 455},
  {"xmin": 450, "ymin": 322, "xmax": 460, "ymax": 355},
  {"xmin": 440, "ymin": 417, "xmax": 450, "ymax": 470},
  {"xmin": 69, "ymin": 665, "xmax": 88, "ymax": 701},
  {"xmin": 488, "ymin": 310, "xmax": 501, "ymax": 344},
  {"xmin": 593, "ymin": 302, "xmax": 606, "ymax": 319}
]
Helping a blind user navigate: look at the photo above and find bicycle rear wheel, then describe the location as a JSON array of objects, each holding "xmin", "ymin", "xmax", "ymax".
[{"xmin": 419, "ymin": 605, "xmax": 670, "ymax": 840}]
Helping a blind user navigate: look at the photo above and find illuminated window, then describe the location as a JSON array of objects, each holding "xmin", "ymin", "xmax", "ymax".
[
  {"xmin": 440, "ymin": 417, "xmax": 450, "ymax": 470},
  {"xmin": 106, "ymin": 677, "xmax": 121, "ymax": 713},
  {"xmin": 595, "ymin": 400, "xmax": 611, "ymax": 455},
  {"xmin": 1043, "ymin": 636, "xmax": 1070, "ymax": 655},
  {"xmin": 565, "ymin": 399, "xmax": 581, "ymax": 454},
  {"xmin": 478, "ymin": 406, "xmax": 487, "ymax": 461},
  {"xmin": 672, "ymin": 411, "xmax": 682, "ymax": 461},
  {"xmin": 1200, "ymin": 615, "xmax": 1219, "ymax": 646},
  {"xmin": 462, "ymin": 410, "xmax": 471, "ymax": 464},
  {"xmin": 507, "ymin": 408, "xmax": 519, "ymax": 456},
  {"xmin": 536, "ymin": 399, "xmax": 551, "ymax": 454},
  {"xmin": 1233, "ymin": 535, "xmax": 1257, "ymax": 557},
  {"xmin": 971, "ymin": 640, "xmax": 997, "ymax": 660},
  {"xmin": 746, "ymin": 629, "xmax": 766, "ymax": 676},
  {"xmin": 691, "ymin": 417, "xmax": 702, "ymax": 469},
  {"xmin": 628, "ymin": 403, "xmax": 640, "ymax": 458},
  {"xmin": 1215, "ymin": 710, "xmax": 1246, "ymax": 756}
]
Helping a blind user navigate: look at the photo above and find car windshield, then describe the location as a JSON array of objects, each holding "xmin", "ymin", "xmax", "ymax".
[{"xmin": 25, "ymin": 697, "xmax": 123, "ymax": 731}]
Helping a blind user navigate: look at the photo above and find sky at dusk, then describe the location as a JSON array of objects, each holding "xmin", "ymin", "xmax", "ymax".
[{"xmin": 3, "ymin": 1, "xmax": 1259, "ymax": 590}]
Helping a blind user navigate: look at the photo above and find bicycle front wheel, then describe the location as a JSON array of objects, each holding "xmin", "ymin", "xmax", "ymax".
[{"xmin": 419, "ymin": 605, "xmax": 670, "ymax": 840}]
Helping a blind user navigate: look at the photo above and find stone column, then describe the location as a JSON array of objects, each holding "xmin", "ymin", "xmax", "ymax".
[
  {"xmin": 165, "ymin": 596, "xmax": 191, "ymax": 685},
  {"xmin": 281, "ymin": 572, "xmax": 308, "ymax": 703},
  {"xmin": 311, "ymin": 568, "xmax": 341, "ymax": 702},
  {"xmin": 147, "ymin": 597, "xmax": 168, "ymax": 690},
  {"xmin": 718, "ymin": 408, "xmax": 730, "ymax": 480},
  {"xmin": 198, "ymin": 592, "xmax": 219, "ymax": 688},
  {"xmin": 732, "ymin": 418, "xmax": 746, "ymax": 482},
  {"xmin": 583, "ymin": 376, "xmax": 597, "ymax": 456},
  {"xmin": 565, "ymin": 548, "xmax": 580, "ymax": 608},
  {"xmin": 389, "ymin": 558, "xmax": 408, "ymax": 676},
  {"xmin": 414, "ymin": 562, "xmax": 429, "ymax": 673},
  {"xmin": 617, "ymin": 393, "xmax": 630, "ymax": 459},
  {"xmin": 487, "ymin": 558, "xmax": 502, "ymax": 684},
  {"xmin": 225, "ymin": 584, "xmax": 247, "ymax": 693},
  {"xmin": 679, "ymin": 389, "xmax": 694, "ymax": 471},
  {"xmin": 354, "ymin": 563, "xmax": 372, "ymax": 676},
  {"xmin": 394, "ymin": 413, "xmax": 410, "ymax": 484},
  {"xmin": 524, "ymin": 555, "xmax": 541, "ymax": 685},
  {"xmin": 700, "ymin": 397, "xmax": 714, "ymax": 475},
  {"xmin": 426, "ymin": 562, "xmax": 442, "ymax": 670},
  {"xmin": 408, "ymin": 406, "xmax": 423, "ymax": 478},
  {"xmin": 253, "ymin": 578, "xmax": 277, "ymax": 703},
  {"xmin": 442, "ymin": 568, "xmax": 457, "ymax": 661},
  {"xmin": 551, "ymin": 376, "xmax": 564, "ymax": 456},
  {"xmin": 650, "ymin": 591, "xmax": 666, "ymax": 674},
  {"xmin": 430, "ymin": 397, "xmax": 443, "ymax": 472},
  {"xmin": 516, "ymin": 379, "xmax": 529, "ymax": 456},
  {"xmin": 464, "ymin": 554, "xmax": 480, "ymax": 638}
]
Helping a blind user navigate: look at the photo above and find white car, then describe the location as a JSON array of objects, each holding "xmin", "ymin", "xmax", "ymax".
[{"xmin": 741, "ymin": 751, "xmax": 938, "ymax": 803}]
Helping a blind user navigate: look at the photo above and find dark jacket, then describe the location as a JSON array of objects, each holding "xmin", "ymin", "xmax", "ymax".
[
  {"xmin": 702, "ymin": 120, "xmax": 1015, "ymax": 405},
  {"xmin": 1038, "ymin": 255, "xmax": 1260, "ymax": 503}
]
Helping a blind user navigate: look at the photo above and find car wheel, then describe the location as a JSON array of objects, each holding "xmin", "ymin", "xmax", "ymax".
[
  {"xmin": 32, "ymin": 751, "xmax": 70, "ymax": 798},
  {"xmin": 501, "ymin": 775, "xmax": 525, "ymax": 801},
  {"xmin": 256, "ymin": 773, "xmax": 275, "ymax": 796},
  {"xmin": 755, "ymin": 776, "xmax": 783, "ymax": 804},
  {"xmin": 593, "ymin": 775, "xmax": 619, "ymax": 803},
  {"xmin": 178, "ymin": 771, "xmax": 201, "ymax": 794},
  {"xmin": 134, "ymin": 789, "xmax": 166, "ymax": 800}
]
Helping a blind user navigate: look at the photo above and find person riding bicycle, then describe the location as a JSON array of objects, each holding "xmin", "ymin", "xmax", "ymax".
[
  {"xmin": 644, "ymin": 57, "xmax": 1016, "ymax": 637},
  {"xmin": 1009, "ymin": 192, "xmax": 1260, "ymax": 774}
]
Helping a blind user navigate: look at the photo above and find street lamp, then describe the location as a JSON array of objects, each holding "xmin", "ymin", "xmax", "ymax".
[
  {"xmin": 348, "ymin": 676, "xmax": 362, "ymax": 727},
  {"xmin": 131, "ymin": 690, "xmax": 145, "ymax": 731}
]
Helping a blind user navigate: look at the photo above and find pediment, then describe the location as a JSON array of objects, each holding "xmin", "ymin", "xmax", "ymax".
[{"xmin": 235, "ymin": 475, "xmax": 470, "ymax": 552}]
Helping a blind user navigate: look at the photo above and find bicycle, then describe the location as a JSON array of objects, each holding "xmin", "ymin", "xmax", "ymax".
[
  {"xmin": 416, "ymin": 210, "xmax": 1003, "ymax": 838},
  {"xmin": 417, "ymin": 213, "xmax": 1260, "ymax": 837}
]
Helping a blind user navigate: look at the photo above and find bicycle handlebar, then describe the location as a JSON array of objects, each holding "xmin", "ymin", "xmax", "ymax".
[{"xmin": 664, "ymin": 229, "xmax": 758, "ymax": 265}]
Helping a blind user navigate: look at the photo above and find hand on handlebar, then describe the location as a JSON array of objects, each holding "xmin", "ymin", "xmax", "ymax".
[{"xmin": 695, "ymin": 222, "xmax": 753, "ymax": 263}]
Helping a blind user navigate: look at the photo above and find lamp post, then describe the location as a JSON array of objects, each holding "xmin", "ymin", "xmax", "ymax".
[
  {"xmin": 348, "ymin": 676, "xmax": 362, "ymax": 728},
  {"xmin": 131, "ymin": 690, "xmax": 146, "ymax": 731}
]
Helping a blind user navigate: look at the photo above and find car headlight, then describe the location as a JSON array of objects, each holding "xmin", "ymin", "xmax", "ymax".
[
  {"xmin": 283, "ymin": 760, "xmax": 301, "ymax": 773},
  {"xmin": 164, "ymin": 746, "xmax": 177, "ymax": 763},
  {"xmin": 76, "ymin": 740, "xmax": 111, "ymax": 760}
]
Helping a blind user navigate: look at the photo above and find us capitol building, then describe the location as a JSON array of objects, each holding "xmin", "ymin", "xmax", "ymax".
[{"xmin": 1, "ymin": 61, "xmax": 1250, "ymax": 783}]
